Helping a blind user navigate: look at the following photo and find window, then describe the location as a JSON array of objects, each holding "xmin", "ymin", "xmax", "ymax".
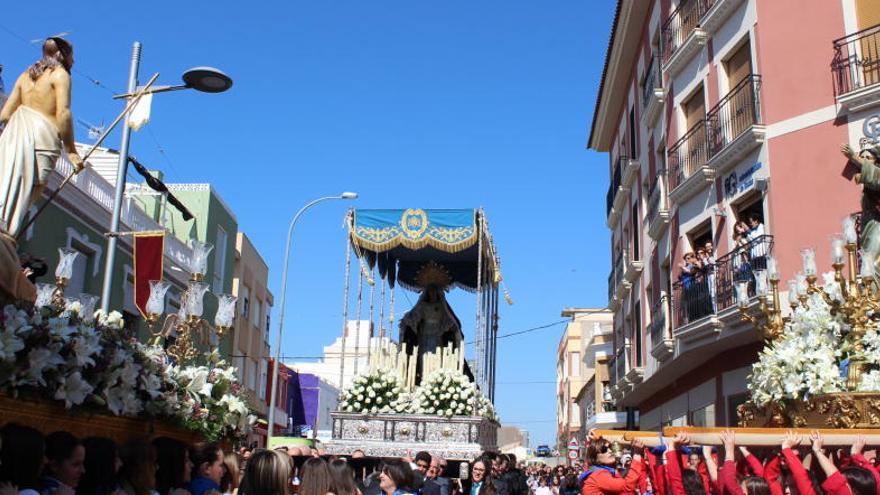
[
  {"xmin": 247, "ymin": 359, "xmax": 257, "ymax": 392},
  {"xmin": 570, "ymin": 352, "xmax": 581, "ymax": 377},
  {"xmin": 631, "ymin": 203, "xmax": 640, "ymax": 260},
  {"xmin": 213, "ymin": 226, "xmax": 228, "ymax": 293},
  {"xmin": 726, "ymin": 393, "xmax": 749, "ymax": 426},
  {"xmin": 252, "ymin": 299, "xmax": 261, "ymax": 327},
  {"xmin": 241, "ymin": 286, "xmax": 250, "ymax": 318},
  {"xmin": 691, "ymin": 403, "xmax": 716, "ymax": 427},
  {"xmin": 683, "ymin": 84, "xmax": 706, "ymax": 131},
  {"xmin": 633, "ymin": 301, "xmax": 643, "ymax": 367},
  {"xmin": 259, "ymin": 359, "xmax": 268, "ymax": 400},
  {"xmin": 266, "ymin": 313, "xmax": 271, "ymax": 337},
  {"xmin": 725, "ymin": 39, "xmax": 753, "ymax": 89},
  {"xmin": 629, "ymin": 107, "xmax": 637, "ymax": 158}
]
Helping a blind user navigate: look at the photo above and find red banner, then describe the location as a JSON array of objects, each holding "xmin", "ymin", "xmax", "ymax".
[{"xmin": 133, "ymin": 232, "xmax": 165, "ymax": 318}]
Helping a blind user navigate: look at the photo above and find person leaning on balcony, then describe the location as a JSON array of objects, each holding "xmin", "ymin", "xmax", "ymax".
[
  {"xmin": 679, "ymin": 253, "xmax": 701, "ymax": 321},
  {"xmin": 746, "ymin": 215, "xmax": 766, "ymax": 270},
  {"xmin": 581, "ymin": 437, "xmax": 644, "ymax": 495},
  {"xmin": 842, "ymin": 143, "xmax": 880, "ymax": 256}
]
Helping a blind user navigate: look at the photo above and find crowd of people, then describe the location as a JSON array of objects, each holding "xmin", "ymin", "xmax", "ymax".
[
  {"xmin": 6, "ymin": 424, "xmax": 876, "ymax": 495},
  {"xmin": 577, "ymin": 430, "xmax": 878, "ymax": 495},
  {"xmin": 678, "ymin": 215, "xmax": 766, "ymax": 323}
]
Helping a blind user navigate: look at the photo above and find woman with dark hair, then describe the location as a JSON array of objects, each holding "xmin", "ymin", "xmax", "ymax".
[
  {"xmin": 42, "ymin": 431, "xmax": 85, "ymax": 495},
  {"xmin": 76, "ymin": 437, "xmax": 122, "ymax": 495},
  {"xmin": 665, "ymin": 434, "xmax": 704, "ymax": 495},
  {"xmin": 118, "ymin": 441, "xmax": 157, "ymax": 495},
  {"xmin": 153, "ymin": 437, "xmax": 193, "ymax": 495},
  {"xmin": 300, "ymin": 458, "xmax": 332, "ymax": 495},
  {"xmin": 378, "ymin": 460, "xmax": 414, "ymax": 495},
  {"xmin": 461, "ymin": 459, "xmax": 495, "ymax": 495},
  {"xmin": 0, "ymin": 423, "xmax": 45, "ymax": 495},
  {"xmin": 188, "ymin": 443, "xmax": 224, "ymax": 495},
  {"xmin": 560, "ymin": 475, "xmax": 579, "ymax": 495},
  {"xmin": 238, "ymin": 450, "xmax": 290, "ymax": 495},
  {"xmin": 719, "ymin": 431, "xmax": 770, "ymax": 495},
  {"xmin": 329, "ymin": 459, "xmax": 361, "ymax": 495},
  {"xmin": 582, "ymin": 438, "xmax": 644, "ymax": 495}
]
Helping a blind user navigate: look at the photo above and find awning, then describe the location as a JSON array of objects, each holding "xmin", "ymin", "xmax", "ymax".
[{"xmin": 348, "ymin": 209, "xmax": 501, "ymax": 292}]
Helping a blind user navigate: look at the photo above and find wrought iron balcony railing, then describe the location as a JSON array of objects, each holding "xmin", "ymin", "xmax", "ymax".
[
  {"xmin": 661, "ymin": 0, "xmax": 710, "ymax": 65},
  {"xmin": 832, "ymin": 23, "xmax": 880, "ymax": 97},
  {"xmin": 668, "ymin": 120, "xmax": 707, "ymax": 192},
  {"xmin": 706, "ymin": 75, "xmax": 762, "ymax": 156},
  {"xmin": 672, "ymin": 234, "xmax": 774, "ymax": 329},
  {"xmin": 646, "ymin": 169, "xmax": 668, "ymax": 223},
  {"xmin": 605, "ymin": 156, "xmax": 624, "ymax": 218},
  {"xmin": 642, "ymin": 51, "xmax": 662, "ymax": 109}
]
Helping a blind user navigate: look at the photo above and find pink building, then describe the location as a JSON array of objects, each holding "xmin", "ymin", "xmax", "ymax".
[{"xmin": 588, "ymin": 0, "xmax": 880, "ymax": 429}]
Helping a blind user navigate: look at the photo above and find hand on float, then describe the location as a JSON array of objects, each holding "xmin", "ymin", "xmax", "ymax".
[
  {"xmin": 631, "ymin": 439, "xmax": 645, "ymax": 461},
  {"xmin": 852, "ymin": 434, "xmax": 867, "ymax": 456},
  {"xmin": 810, "ymin": 431, "xmax": 825, "ymax": 454},
  {"xmin": 782, "ymin": 430, "xmax": 802, "ymax": 450},
  {"xmin": 672, "ymin": 432, "xmax": 690, "ymax": 450}
]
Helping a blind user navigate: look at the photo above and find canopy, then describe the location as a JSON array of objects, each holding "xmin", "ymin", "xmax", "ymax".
[{"xmin": 348, "ymin": 208, "xmax": 500, "ymax": 292}]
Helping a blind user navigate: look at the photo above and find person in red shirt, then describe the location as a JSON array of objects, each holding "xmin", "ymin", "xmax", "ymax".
[
  {"xmin": 581, "ymin": 438, "xmax": 645, "ymax": 495},
  {"xmin": 811, "ymin": 432, "xmax": 876, "ymax": 495},
  {"xmin": 719, "ymin": 430, "xmax": 771, "ymax": 495}
]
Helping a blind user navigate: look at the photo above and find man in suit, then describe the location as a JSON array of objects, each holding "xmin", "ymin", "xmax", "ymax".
[
  {"xmin": 422, "ymin": 456, "xmax": 450, "ymax": 495},
  {"xmin": 500, "ymin": 455, "xmax": 528, "ymax": 495}
]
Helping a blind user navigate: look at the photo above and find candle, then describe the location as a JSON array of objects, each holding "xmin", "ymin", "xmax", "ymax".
[
  {"xmin": 766, "ymin": 256, "xmax": 779, "ymax": 281},
  {"xmin": 787, "ymin": 280, "xmax": 799, "ymax": 305},
  {"xmin": 736, "ymin": 281, "xmax": 750, "ymax": 308},
  {"xmin": 801, "ymin": 248, "xmax": 817, "ymax": 277},
  {"xmin": 754, "ymin": 270, "xmax": 768, "ymax": 296},
  {"xmin": 831, "ymin": 235, "xmax": 846, "ymax": 265},
  {"xmin": 844, "ymin": 216, "xmax": 858, "ymax": 245},
  {"xmin": 796, "ymin": 272, "xmax": 808, "ymax": 295},
  {"xmin": 860, "ymin": 250, "xmax": 875, "ymax": 278}
]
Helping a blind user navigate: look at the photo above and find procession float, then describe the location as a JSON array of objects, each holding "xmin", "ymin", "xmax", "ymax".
[
  {"xmin": 0, "ymin": 241, "xmax": 254, "ymax": 445},
  {"xmin": 323, "ymin": 208, "xmax": 508, "ymax": 459}
]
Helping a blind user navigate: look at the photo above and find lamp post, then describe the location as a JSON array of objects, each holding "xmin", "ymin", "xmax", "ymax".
[
  {"xmin": 267, "ymin": 192, "xmax": 358, "ymax": 443},
  {"xmin": 100, "ymin": 42, "xmax": 233, "ymax": 313}
]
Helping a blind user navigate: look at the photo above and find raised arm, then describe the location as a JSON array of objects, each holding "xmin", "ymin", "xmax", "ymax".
[
  {"xmin": 812, "ymin": 432, "xmax": 851, "ymax": 495},
  {"xmin": 665, "ymin": 434, "xmax": 688, "ymax": 495},
  {"xmin": 781, "ymin": 431, "xmax": 813, "ymax": 495},
  {"xmin": 720, "ymin": 430, "xmax": 745, "ymax": 495}
]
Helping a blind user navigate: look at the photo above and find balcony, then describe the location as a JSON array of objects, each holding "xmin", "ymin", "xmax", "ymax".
[
  {"xmin": 706, "ymin": 75, "xmax": 766, "ymax": 175},
  {"xmin": 661, "ymin": 0, "xmax": 709, "ymax": 76},
  {"xmin": 606, "ymin": 157, "xmax": 626, "ymax": 228},
  {"xmin": 668, "ymin": 121, "xmax": 713, "ymax": 204},
  {"xmin": 642, "ymin": 52, "xmax": 665, "ymax": 128},
  {"xmin": 671, "ymin": 235, "xmax": 774, "ymax": 340},
  {"xmin": 700, "ymin": 0, "xmax": 747, "ymax": 35},
  {"xmin": 647, "ymin": 171, "xmax": 671, "ymax": 240},
  {"xmin": 623, "ymin": 248, "xmax": 644, "ymax": 283},
  {"xmin": 832, "ymin": 23, "xmax": 880, "ymax": 113},
  {"xmin": 649, "ymin": 295, "xmax": 675, "ymax": 361}
]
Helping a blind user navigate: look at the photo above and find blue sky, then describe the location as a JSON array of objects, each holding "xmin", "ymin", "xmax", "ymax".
[{"xmin": 2, "ymin": 0, "xmax": 616, "ymax": 446}]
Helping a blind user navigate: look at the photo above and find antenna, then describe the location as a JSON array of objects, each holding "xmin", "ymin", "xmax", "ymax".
[
  {"xmin": 30, "ymin": 32, "xmax": 71, "ymax": 44},
  {"xmin": 76, "ymin": 119, "xmax": 105, "ymax": 141}
]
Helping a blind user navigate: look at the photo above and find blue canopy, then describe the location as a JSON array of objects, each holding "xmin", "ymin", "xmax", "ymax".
[{"xmin": 349, "ymin": 208, "xmax": 500, "ymax": 291}]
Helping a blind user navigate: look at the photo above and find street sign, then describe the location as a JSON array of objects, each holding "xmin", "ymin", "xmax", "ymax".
[
  {"xmin": 568, "ymin": 449, "xmax": 578, "ymax": 460},
  {"xmin": 568, "ymin": 438, "xmax": 579, "ymax": 450}
]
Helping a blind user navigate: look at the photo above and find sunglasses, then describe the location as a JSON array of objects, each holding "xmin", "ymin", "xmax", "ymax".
[{"xmin": 597, "ymin": 445, "xmax": 612, "ymax": 454}]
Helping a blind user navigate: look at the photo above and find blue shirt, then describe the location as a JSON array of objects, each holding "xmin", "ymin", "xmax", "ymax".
[{"xmin": 189, "ymin": 476, "xmax": 221, "ymax": 495}]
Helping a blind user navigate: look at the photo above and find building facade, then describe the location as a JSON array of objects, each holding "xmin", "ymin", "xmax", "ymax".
[
  {"xmin": 290, "ymin": 320, "xmax": 387, "ymax": 390},
  {"xmin": 231, "ymin": 232, "xmax": 275, "ymax": 431},
  {"xmin": 571, "ymin": 310, "xmax": 625, "ymax": 448},
  {"xmin": 498, "ymin": 425, "xmax": 530, "ymax": 460},
  {"xmin": 20, "ymin": 148, "xmax": 193, "ymax": 338},
  {"xmin": 286, "ymin": 371, "xmax": 339, "ymax": 443},
  {"xmin": 588, "ymin": 0, "xmax": 877, "ymax": 429}
]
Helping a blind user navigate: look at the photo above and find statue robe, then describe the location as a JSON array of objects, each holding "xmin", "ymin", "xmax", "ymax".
[{"xmin": 0, "ymin": 105, "xmax": 61, "ymax": 235}]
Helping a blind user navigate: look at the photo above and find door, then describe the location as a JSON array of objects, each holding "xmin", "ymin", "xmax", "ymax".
[
  {"xmin": 724, "ymin": 41, "xmax": 755, "ymax": 143},
  {"xmin": 857, "ymin": 0, "xmax": 880, "ymax": 87},
  {"xmin": 683, "ymin": 86, "xmax": 706, "ymax": 173}
]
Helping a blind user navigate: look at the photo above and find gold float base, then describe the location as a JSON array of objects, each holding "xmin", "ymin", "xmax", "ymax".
[{"xmin": 738, "ymin": 392, "xmax": 880, "ymax": 429}]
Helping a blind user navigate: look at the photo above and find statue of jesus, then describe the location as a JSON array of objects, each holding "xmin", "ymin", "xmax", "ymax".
[{"xmin": 0, "ymin": 37, "xmax": 84, "ymax": 236}]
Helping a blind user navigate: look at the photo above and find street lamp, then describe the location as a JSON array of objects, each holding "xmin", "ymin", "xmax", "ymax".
[
  {"xmin": 100, "ymin": 42, "xmax": 233, "ymax": 313},
  {"xmin": 267, "ymin": 192, "xmax": 358, "ymax": 443}
]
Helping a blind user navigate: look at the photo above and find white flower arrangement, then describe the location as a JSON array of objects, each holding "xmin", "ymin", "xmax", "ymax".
[
  {"xmin": 748, "ymin": 292, "xmax": 846, "ymax": 407},
  {"xmin": 340, "ymin": 367, "xmax": 498, "ymax": 421},
  {"xmin": 412, "ymin": 368, "xmax": 497, "ymax": 421},
  {"xmin": 0, "ymin": 303, "xmax": 252, "ymax": 441},
  {"xmin": 339, "ymin": 368, "xmax": 407, "ymax": 414}
]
